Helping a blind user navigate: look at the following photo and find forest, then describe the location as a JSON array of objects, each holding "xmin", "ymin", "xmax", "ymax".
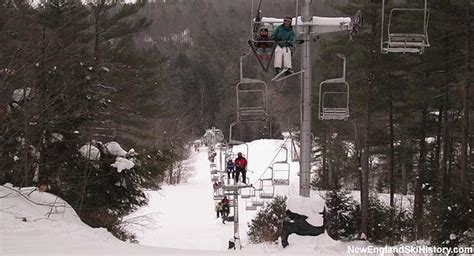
[{"xmin": 0, "ymin": 0, "xmax": 472, "ymax": 247}]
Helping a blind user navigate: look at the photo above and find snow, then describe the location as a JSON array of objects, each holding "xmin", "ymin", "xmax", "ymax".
[
  {"xmin": 0, "ymin": 138, "xmax": 429, "ymax": 256},
  {"xmin": 111, "ymin": 156, "xmax": 135, "ymax": 173},
  {"xmin": 12, "ymin": 88, "xmax": 32, "ymax": 103},
  {"xmin": 104, "ymin": 141, "xmax": 128, "ymax": 157},
  {"xmin": 50, "ymin": 133, "xmax": 64, "ymax": 143},
  {"xmin": 79, "ymin": 144, "xmax": 101, "ymax": 161}
]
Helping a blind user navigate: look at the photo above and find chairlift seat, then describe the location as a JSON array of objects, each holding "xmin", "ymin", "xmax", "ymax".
[
  {"xmin": 272, "ymin": 179, "xmax": 289, "ymax": 186},
  {"xmin": 252, "ymin": 200, "xmax": 265, "ymax": 207},
  {"xmin": 387, "ymin": 33, "xmax": 428, "ymax": 53},
  {"xmin": 241, "ymin": 186, "xmax": 256, "ymax": 198},
  {"xmin": 214, "ymin": 195, "xmax": 224, "ymax": 200},
  {"xmin": 239, "ymin": 109, "xmax": 267, "ymax": 120},
  {"xmin": 260, "ymin": 192, "xmax": 274, "ymax": 199},
  {"xmin": 321, "ymin": 108, "xmax": 349, "ymax": 120},
  {"xmin": 224, "ymin": 190, "xmax": 238, "ymax": 196},
  {"xmin": 246, "ymin": 205, "xmax": 257, "ymax": 210},
  {"xmin": 389, "ymin": 33, "xmax": 426, "ymax": 44}
]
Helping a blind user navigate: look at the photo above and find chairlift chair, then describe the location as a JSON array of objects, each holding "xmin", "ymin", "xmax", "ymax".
[
  {"xmin": 241, "ymin": 186, "xmax": 256, "ymax": 199},
  {"xmin": 269, "ymin": 146, "xmax": 290, "ymax": 185},
  {"xmin": 213, "ymin": 188, "xmax": 225, "ymax": 200},
  {"xmin": 236, "ymin": 78, "xmax": 268, "ymax": 122},
  {"xmin": 380, "ymin": 0, "xmax": 430, "ymax": 54},
  {"xmin": 271, "ymin": 163, "xmax": 291, "ymax": 186},
  {"xmin": 257, "ymin": 179, "xmax": 275, "ymax": 199},
  {"xmin": 245, "ymin": 199, "xmax": 257, "ymax": 210},
  {"xmin": 251, "ymin": 198, "xmax": 265, "ymax": 207},
  {"xmin": 318, "ymin": 54, "xmax": 350, "ymax": 121}
]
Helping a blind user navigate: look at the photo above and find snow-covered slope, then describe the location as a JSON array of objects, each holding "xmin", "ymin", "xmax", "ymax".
[
  {"xmin": 1, "ymin": 138, "xmax": 373, "ymax": 256},
  {"xmin": 125, "ymin": 138, "xmax": 362, "ymax": 255}
]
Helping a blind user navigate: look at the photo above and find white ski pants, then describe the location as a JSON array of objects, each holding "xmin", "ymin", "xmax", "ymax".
[{"xmin": 274, "ymin": 45, "xmax": 292, "ymax": 69}]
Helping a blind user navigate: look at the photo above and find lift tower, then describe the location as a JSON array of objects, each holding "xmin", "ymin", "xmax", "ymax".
[
  {"xmin": 296, "ymin": 1, "xmax": 361, "ymax": 197},
  {"xmin": 299, "ymin": 0, "xmax": 312, "ymax": 197}
]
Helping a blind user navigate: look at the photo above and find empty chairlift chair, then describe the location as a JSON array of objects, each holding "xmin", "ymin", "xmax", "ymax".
[
  {"xmin": 257, "ymin": 179, "xmax": 275, "ymax": 199},
  {"xmin": 241, "ymin": 185, "xmax": 256, "ymax": 199},
  {"xmin": 318, "ymin": 54, "xmax": 350, "ymax": 121},
  {"xmin": 235, "ymin": 54, "xmax": 269, "ymax": 123},
  {"xmin": 213, "ymin": 188, "xmax": 225, "ymax": 200},
  {"xmin": 245, "ymin": 200, "xmax": 257, "ymax": 211},
  {"xmin": 271, "ymin": 146, "xmax": 290, "ymax": 185},
  {"xmin": 380, "ymin": 0, "xmax": 430, "ymax": 54},
  {"xmin": 236, "ymin": 78, "xmax": 269, "ymax": 122},
  {"xmin": 251, "ymin": 197, "xmax": 265, "ymax": 207},
  {"xmin": 271, "ymin": 163, "xmax": 290, "ymax": 186}
]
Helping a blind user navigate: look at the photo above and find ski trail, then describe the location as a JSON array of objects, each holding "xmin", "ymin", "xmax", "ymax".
[{"xmin": 129, "ymin": 148, "xmax": 233, "ymax": 251}]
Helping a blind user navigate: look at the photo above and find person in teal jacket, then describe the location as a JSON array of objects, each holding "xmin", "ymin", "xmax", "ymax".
[{"xmin": 271, "ymin": 16, "xmax": 296, "ymax": 75}]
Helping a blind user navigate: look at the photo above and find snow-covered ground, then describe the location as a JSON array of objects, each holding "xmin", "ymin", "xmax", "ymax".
[
  {"xmin": 125, "ymin": 138, "xmax": 356, "ymax": 255},
  {"xmin": 1, "ymin": 137, "xmax": 438, "ymax": 255}
]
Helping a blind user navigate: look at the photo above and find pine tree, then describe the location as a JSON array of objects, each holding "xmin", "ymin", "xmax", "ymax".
[{"xmin": 247, "ymin": 195, "xmax": 287, "ymax": 244}]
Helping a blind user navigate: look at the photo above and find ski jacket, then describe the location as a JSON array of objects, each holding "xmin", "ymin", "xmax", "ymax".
[
  {"xmin": 271, "ymin": 24, "xmax": 296, "ymax": 47},
  {"xmin": 234, "ymin": 156, "xmax": 247, "ymax": 169},
  {"xmin": 255, "ymin": 34, "xmax": 273, "ymax": 49},
  {"xmin": 222, "ymin": 198, "xmax": 229, "ymax": 206},
  {"xmin": 227, "ymin": 161, "xmax": 235, "ymax": 172}
]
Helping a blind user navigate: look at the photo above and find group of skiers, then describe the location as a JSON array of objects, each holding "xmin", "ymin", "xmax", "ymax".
[{"xmin": 212, "ymin": 152, "xmax": 248, "ymax": 223}]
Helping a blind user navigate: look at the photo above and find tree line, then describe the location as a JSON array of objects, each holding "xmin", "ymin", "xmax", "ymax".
[{"xmin": 313, "ymin": 0, "xmax": 473, "ymax": 247}]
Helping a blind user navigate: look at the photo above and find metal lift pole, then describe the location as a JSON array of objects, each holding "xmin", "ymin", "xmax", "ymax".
[
  {"xmin": 299, "ymin": 0, "xmax": 312, "ymax": 197},
  {"xmin": 233, "ymin": 189, "xmax": 239, "ymax": 247}
]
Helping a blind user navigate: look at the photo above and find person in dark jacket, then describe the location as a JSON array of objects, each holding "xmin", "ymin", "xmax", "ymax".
[
  {"xmin": 234, "ymin": 152, "xmax": 248, "ymax": 184},
  {"xmin": 271, "ymin": 17, "xmax": 296, "ymax": 75},
  {"xmin": 254, "ymin": 27, "xmax": 273, "ymax": 61},
  {"xmin": 226, "ymin": 159, "xmax": 235, "ymax": 181},
  {"xmin": 221, "ymin": 196, "xmax": 230, "ymax": 217}
]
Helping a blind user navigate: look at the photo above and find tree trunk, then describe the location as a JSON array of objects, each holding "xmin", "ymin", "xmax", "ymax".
[
  {"xmin": 414, "ymin": 107, "xmax": 427, "ymax": 238},
  {"xmin": 440, "ymin": 33, "xmax": 450, "ymax": 193},
  {"xmin": 460, "ymin": 5, "xmax": 471, "ymax": 192},
  {"xmin": 321, "ymin": 135, "xmax": 328, "ymax": 189},
  {"xmin": 400, "ymin": 125, "xmax": 408, "ymax": 195},
  {"xmin": 361, "ymin": 77, "xmax": 372, "ymax": 239},
  {"xmin": 389, "ymin": 88, "xmax": 395, "ymax": 207},
  {"xmin": 328, "ymin": 158, "xmax": 334, "ymax": 189}
]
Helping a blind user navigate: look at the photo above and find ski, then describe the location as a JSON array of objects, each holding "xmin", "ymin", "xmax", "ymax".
[
  {"xmin": 271, "ymin": 69, "xmax": 304, "ymax": 82},
  {"xmin": 271, "ymin": 68, "xmax": 289, "ymax": 81}
]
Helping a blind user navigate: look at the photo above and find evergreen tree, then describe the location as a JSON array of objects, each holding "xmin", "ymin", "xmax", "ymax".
[{"xmin": 247, "ymin": 195, "xmax": 287, "ymax": 244}]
